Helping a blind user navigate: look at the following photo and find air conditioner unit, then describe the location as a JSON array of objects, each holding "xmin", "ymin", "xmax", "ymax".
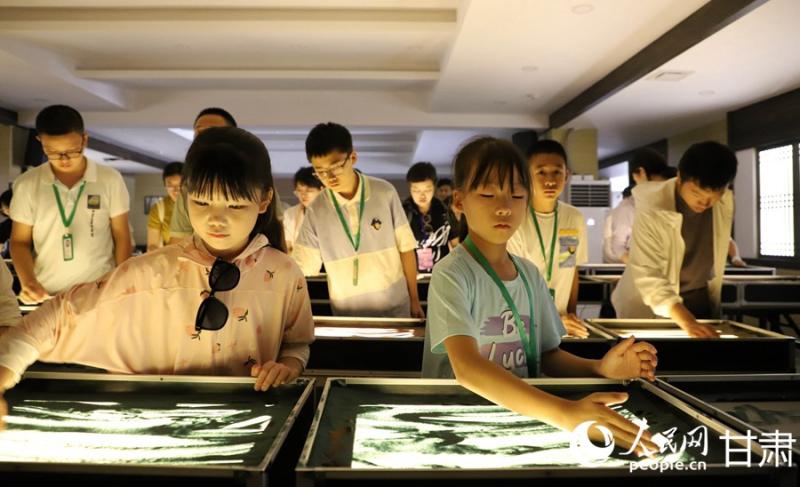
[{"xmin": 565, "ymin": 176, "xmax": 610, "ymax": 263}]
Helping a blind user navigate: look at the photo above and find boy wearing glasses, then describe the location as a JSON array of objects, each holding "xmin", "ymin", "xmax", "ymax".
[
  {"xmin": 10, "ymin": 105, "xmax": 132, "ymax": 304},
  {"xmin": 283, "ymin": 167, "xmax": 323, "ymax": 255},
  {"xmin": 402, "ymin": 162, "xmax": 457, "ymax": 273},
  {"xmin": 294, "ymin": 122, "xmax": 424, "ymax": 318}
]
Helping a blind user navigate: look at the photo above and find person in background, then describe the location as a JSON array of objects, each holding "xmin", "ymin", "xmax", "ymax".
[
  {"xmin": 422, "ymin": 136, "xmax": 658, "ymax": 456},
  {"xmin": 10, "ymin": 105, "xmax": 131, "ymax": 305},
  {"xmin": 728, "ymin": 238, "xmax": 746, "ymax": 267},
  {"xmin": 293, "ymin": 122, "xmax": 423, "ymax": 318},
  {"xmin": 283, "ymin": 167, "xmax": 323, "ymax": 255},
  {"xmin": 435, "ymin": 177, "xmax": 453, "ymax": 202},
  {"xmin": 0, "ymin": 190, "xmax": 12, "ymax": 258},
  {"xmin": 146, "ymin": 162, "xmax": 183, "ymax": 252},
  {"xmin": 603, "ymin": 150, "xmax": 671, "ymax": 264},
  {"xmin": 508, "ymin": 140, "xmax": 589, "ymax": 338},
  {"xmin": 403, "ymin": 162, "xmax": 457, "ymax": 272},
  {"xmin": 612, "ymin": 141, "xmax": 738, "ymax": 338}
]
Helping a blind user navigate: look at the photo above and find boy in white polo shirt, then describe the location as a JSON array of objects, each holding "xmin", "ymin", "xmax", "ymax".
[
  {"xmin": 293, "ymin": 122, "xmax": 423, "ymax": 318},
  {"xmin": 10, "ymin": 105, "xmax": 132, "ymax": 304},
  {"xmin": 508, "ymin": 140, "xmax": 589, "ymax": 338}
]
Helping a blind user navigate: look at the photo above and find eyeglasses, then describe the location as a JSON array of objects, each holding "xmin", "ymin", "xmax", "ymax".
[
  {"xmin": 422, "ymin": 213, "xmax": 433, "ymax": 234},
  {"xmin": 193, "ymin": 258, "xmax": 240, "ymax": 337},
  {"xmin": 43, "ymin": 148, "xmax": 84, "ymax": 162},
  {"xmin": 312, "ymin": 153, "xmax": 351, "ymax": 180}
]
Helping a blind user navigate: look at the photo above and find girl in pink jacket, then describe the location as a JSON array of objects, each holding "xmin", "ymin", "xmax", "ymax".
[{"xmin": 0, "ymin": 127, "xmax": 314, "ymax": 409}]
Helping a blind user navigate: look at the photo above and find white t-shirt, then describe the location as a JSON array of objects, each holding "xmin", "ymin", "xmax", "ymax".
[
  {"xmin": 282, "ymin": 204, "xmax": 305, "ymax": 251},
  {"xmin": 507, "ymin": 201, "xmax": 588, "ymax": 313},
  {"xmin": 422, "ymin": 245, "xmax": 565, "ymax": 379},
  {"xmin": 10, "ymin": 159, "xmax": 130, "ymax": 294},
  {"xmin": 603, "ymin": 197, "xmax": 635, "ymax": 263},
  {"xmin": 293, "ymin": 174, "xmax": 417, "ymax": 317}
]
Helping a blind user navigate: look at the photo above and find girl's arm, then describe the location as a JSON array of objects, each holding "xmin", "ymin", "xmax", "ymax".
[
  {"xmin": 444, "ymin": 335, "xmax": 658, "ymax": 456},
  {"xmin": 542, "ymin": 338, "xmax": 657, "ymax": 381}
]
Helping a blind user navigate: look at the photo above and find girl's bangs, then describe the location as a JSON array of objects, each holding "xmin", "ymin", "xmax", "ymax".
[{"xmin": 184, "ymin": 146, "xmax": 263, "ymax": 202}]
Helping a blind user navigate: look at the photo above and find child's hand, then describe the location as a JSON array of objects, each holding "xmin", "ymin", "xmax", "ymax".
[
  {"xmin": 19, "ymin": 280, "xmax": 51, "ymax": 305},
  {"xmin": 250, "ymin": 360, "xmax": 300, "ymax": 392},
  {"xmin": 598, "ymin": 336, "xmax": 658, "ymax": 381},
  {"xmin": 410, "ymin": 299, "xmax": 425, "ymax": 319},
  {"xmin": 560, "ymin": 313, "xmax": 589, "ymax": 338},
  {"xmin": 560, "ymin": 392, "xmax": 659, "ymax": 458},
  {"xmin": 681, "ymin": 321, "xmax": 720, "ymax": 338}
]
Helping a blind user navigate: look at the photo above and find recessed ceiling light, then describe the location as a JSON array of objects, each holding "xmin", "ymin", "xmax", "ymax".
[
  {"xmin": 521, "ymin": 65, "xmax": 538, "ymax": 72},
  {"xmin": 168, "ymin": 128, "xmax": 194, "ymax": 141},
  {"xmin": 698, "ymin": 90, "xmax": 715, "ymax": 96},
  {"xmin": 648, "ymin": 70, "xmax": 694, "ymax": 82},
  {"xmin": 571, "ymin": 4, "xmax": 594, "ymax": 15}
]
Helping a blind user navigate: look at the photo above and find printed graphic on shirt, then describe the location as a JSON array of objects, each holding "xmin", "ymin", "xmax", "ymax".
[
  {"xmin": 370, "ymin": 217, "xmax": 382, "ymax": 231},
  {"xmin": 478, "ymin": 309, "xmax": 533, "ymax": 377},
  {"xmin": 416, "ymin": 223, "xmax": 452, "ymax": 270},
  {"xmin": 558, "ymin": 229, "xmax": 579, "ymax": 268},
  {"xmin": 87, "ymin": 194, "xmax": 101, "ymax": 210}
]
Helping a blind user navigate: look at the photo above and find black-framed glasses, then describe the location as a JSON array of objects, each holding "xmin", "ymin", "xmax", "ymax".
[
  {"xmin": 312, "ymin": 152, "xmax": 351, "ymax": 180},
  {"xmin": 44, "ymin": 148, "xmax": 84, "ymax": 162},
  {"xmin": 194, "ymin": 258, "xmax": 241, "ymax": 337}
]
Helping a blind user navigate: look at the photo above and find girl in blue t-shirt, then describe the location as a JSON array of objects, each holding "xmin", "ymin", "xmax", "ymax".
[{"xmin": 423, "ymin": 136, "xmax": 659, "ymax": 457}]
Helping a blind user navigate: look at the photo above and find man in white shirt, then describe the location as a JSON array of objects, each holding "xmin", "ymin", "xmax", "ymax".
[{"xmin": 10, "ymin": 105, "xmax": 131, "ymax": 304}]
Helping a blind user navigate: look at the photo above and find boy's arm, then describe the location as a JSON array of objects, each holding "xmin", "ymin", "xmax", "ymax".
[
  {"xmin": 110, "ymin": 212, "xmax": 133, "ymax": 264},
  {"xmin": 9, "ymin": 221, "xmax": 50, "ymax": 304},
  {"xmin": 400, "ymin": 250, "xmax": 424, "ymax": 318},
  {"xmin": 542, "ymin": 339, "xmax": 658, "ymax": 381}
]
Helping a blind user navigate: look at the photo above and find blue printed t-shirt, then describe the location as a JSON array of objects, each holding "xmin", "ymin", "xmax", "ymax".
[{"xmin": 422, "ymin": 245, "xmax": 566, "ymax": 378}]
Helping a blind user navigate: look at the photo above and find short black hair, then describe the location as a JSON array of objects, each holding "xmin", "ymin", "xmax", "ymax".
[
  {"xmin": 305, "ymin": 122, "xmax": 353, "ymax": 160},
  {"xmin": 35, "ymin": 105, "xmax": 84, "ymax": 136},
  {"xmin": 629, "ymin": 148, "xmax": 668, "ymax": 179},
  {"xmin": 661, "ymin": 166, "xmax": 678, "ymax": 179},
  {"xmin": 294, "ymin": 166, "xmax": 323, "ymax": 189},
  {"xmin": 527, "ymin": 139, "xmax": 569, "ymax": 168},
  {"xmin": 406, "ymin": 162, "xmax": 437, "ymax": 184},
  {"xmin": 194, "ymin": 107, "xmax": 237, "ymax": 128},
  {"xmin": 0, "ymin": 189, "xmax": 12, "ymax": 208},
  {"xmin": 162, "ymin": 161, "xmax": 184, "ymax": 181},
  {"xmin": 622, "ymin": 185, "xmax": 633, "ymax": 198},
  {"xmin": 437, "ymin": 178, "xmax": 453, "ymax": 188},
  {"xmin": 678, "ymin": 141, "xmax": 738, "ymax": 190}
]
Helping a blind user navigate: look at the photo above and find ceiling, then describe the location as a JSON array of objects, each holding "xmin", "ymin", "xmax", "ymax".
[{"xmin": 0, "ymin": 0, "xmax": 797, "ymax": 174}]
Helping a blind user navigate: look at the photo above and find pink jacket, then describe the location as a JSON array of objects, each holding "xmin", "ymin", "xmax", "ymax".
[{"xmin": 0, "ymin": 234, "xmax": 314, "ymax": 385}]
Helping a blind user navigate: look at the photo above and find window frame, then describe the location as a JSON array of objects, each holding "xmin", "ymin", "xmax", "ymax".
[{"xmin": 755, "ymin": 138, "xmax": 800, "ymax": 262}]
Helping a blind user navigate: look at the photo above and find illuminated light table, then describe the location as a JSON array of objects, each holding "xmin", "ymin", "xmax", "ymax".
[
  {"xmin": 656, "ymin": 374, "xmax": 800, "ymax": 461},
  {"xmin": 307, "ymin": 316, "xmax": 426, "ymax": 374},
  {"xmin": 295, "ymin": 377, "xmax": 793, "ymax": 486},
  {"xmin": 587, "ymin": 319, "xmax": 796, "ymax": 374},
  {"xmin": 578, "ymin": 264, "xmax": 776, "ymax": 277},
  {"xmin": 0, "ymin": 372, "xmax": 315, "ymax": 487}
]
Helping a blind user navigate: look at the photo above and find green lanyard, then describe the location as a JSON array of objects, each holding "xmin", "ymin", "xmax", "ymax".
[
  {"xmin": 530, "ymin": 204, "xmax": 558, "ymax": 284},
  {"xmin": 329, "ymin": 173, "xmax": 366, "ymax": 286},
  {"xmin": 463, "ymin": 236, "xmax": 538, "ymax": 377},
  {"xmin": 53, "ymin": 181, "xmax": 86, "ymax": 231}
]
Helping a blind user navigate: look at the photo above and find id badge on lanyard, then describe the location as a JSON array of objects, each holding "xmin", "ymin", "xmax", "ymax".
[{"xmin": 62, "ymin": 234, "xmax": 74, "ymax": 261}]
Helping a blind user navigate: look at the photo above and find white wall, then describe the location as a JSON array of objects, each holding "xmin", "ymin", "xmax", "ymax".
[
  {"xmin": 131, "ymin": 173, "xmax": 165, "ymax": 247},
  {"xmin": 733, "ymin": 149, "xmax": 757, "ymax": 258}
]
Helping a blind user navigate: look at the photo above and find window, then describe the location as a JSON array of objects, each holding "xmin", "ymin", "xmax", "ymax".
[{"xmin": 757, "ymin": 144, "xmax": 796, "ymax": 257}]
